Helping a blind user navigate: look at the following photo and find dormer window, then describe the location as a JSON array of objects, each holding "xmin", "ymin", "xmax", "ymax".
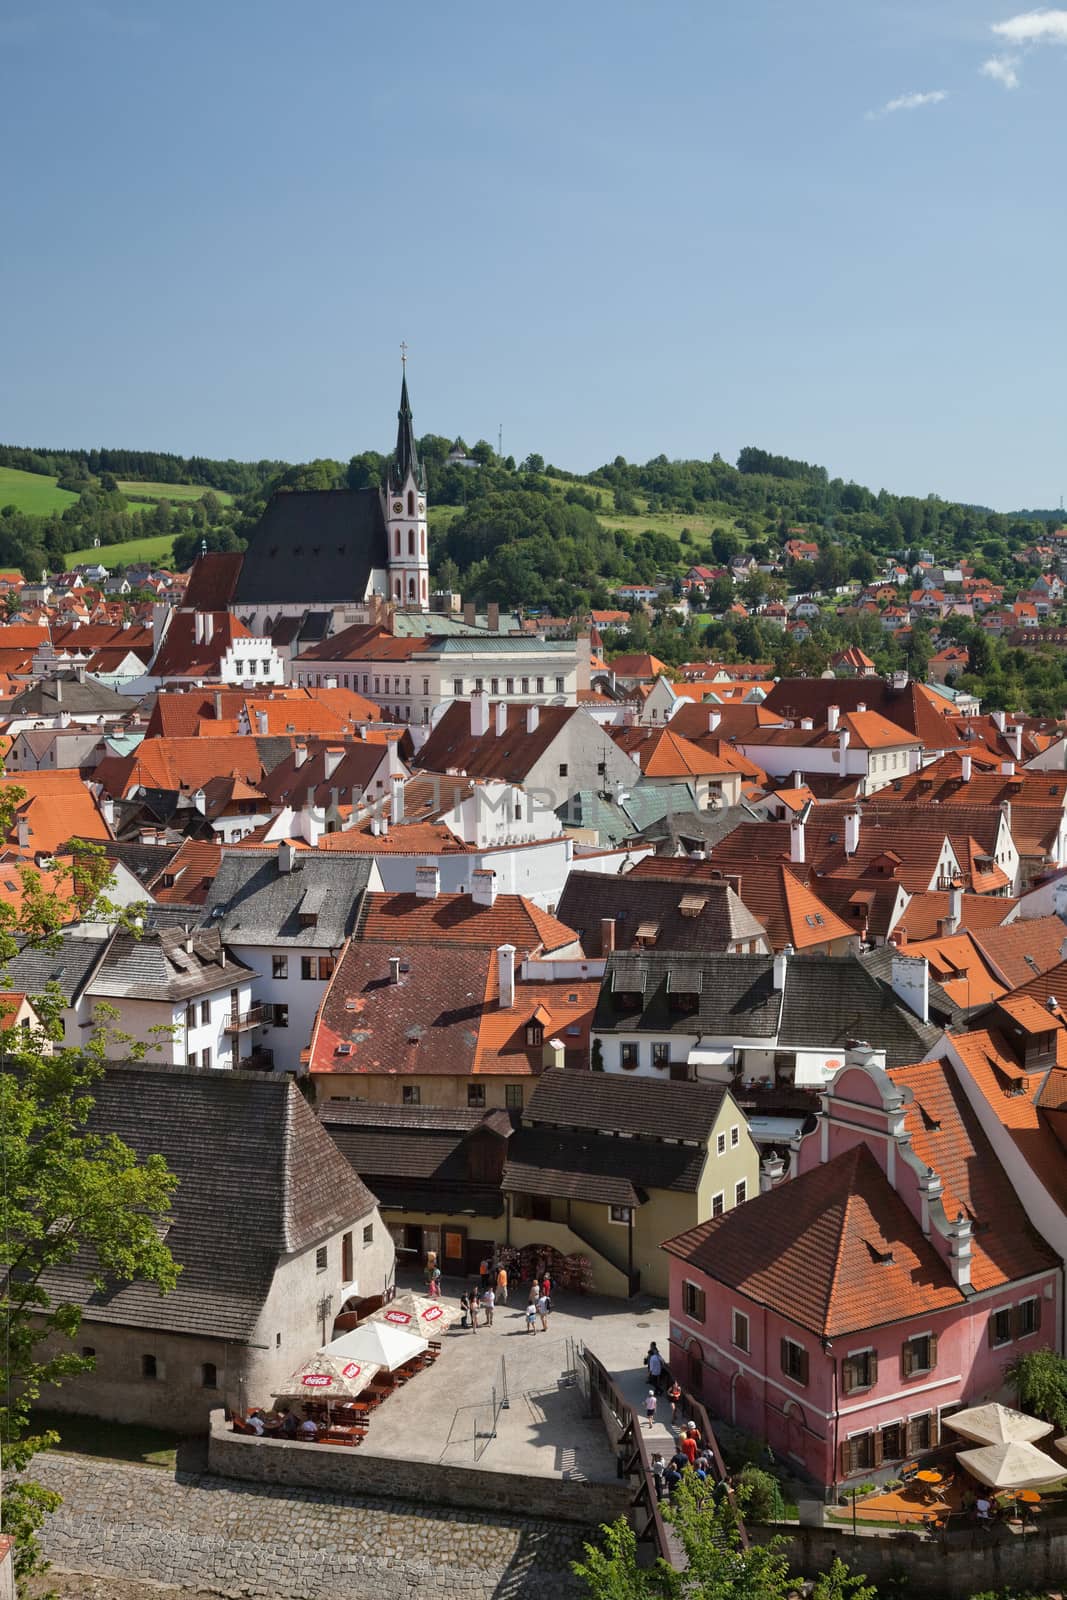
[{"xmin": 525, "ymin": 1021, "xmax": 544, "ymax": 1047}]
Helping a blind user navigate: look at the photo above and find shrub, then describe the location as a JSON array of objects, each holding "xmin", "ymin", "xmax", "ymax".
[{"xmin": 736, "ymin": 1465, "xmax": 785, "ymax": 1523}]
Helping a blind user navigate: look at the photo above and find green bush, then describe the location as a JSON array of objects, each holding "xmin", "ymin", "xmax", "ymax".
[{"xmin": 736, "ymin": 1464, "xmax": 785, "ymax": 1523}]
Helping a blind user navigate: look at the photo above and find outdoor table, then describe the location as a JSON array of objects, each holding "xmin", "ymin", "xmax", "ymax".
[
  {"xmin": 1020, "ymin": 1491, "xmax": 1041, "ymax": 1504},
  {"xmin": 916, "ymin": 1470, "xmax": 943, "ymax": 1504}
]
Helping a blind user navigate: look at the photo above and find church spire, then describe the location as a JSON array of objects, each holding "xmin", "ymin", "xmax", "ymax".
[{"xmin": 390, "ymin": 357, "xmax": 425, "ymax": 493}]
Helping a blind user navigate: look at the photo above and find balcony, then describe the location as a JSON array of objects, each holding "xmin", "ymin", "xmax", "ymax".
[
  {"xmin": 224, "ymin": 1004, "xmax": 270, "ymax": 1035},
  {"xmin": 236, "ymin": 1048, "xmax": 274, "ymax": 1072}
]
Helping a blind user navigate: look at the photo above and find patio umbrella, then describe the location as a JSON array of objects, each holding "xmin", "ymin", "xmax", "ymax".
[
  {"xmin": 369, "ymin": 1292, "xmax": 458, "ymax": 1335},
  {"xmin": 275, "ymin": 1353, "xmax": 380, "ymax": 1406},
  {"xmin": 944, "ymin": 1403, "xmax": 1052, "ymax": 1447},
  {"xmin": 323, "ymin": 1319, "xmax": 428, "ymax": 1371},
  {"xmin": 955, "ymin": 1440, "xmax": 1064, "ymax": 1491}
]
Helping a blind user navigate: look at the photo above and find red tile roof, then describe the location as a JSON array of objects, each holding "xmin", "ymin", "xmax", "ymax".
[
  {"xmin": 609, "ymin": 725, "xmax": 738, "ymax": 778},
  {"xmin": 150, "ymin": 612, "xmax": 250, "ymax": 679},
  {"xmin": 358, "ymin": 891, "xmax": 578, "ymax": 956}
]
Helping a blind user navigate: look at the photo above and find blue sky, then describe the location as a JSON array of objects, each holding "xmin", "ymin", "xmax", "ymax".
[{"xmin": 2, "ymin": 1, "xmax": 1065, "ymax": 508}]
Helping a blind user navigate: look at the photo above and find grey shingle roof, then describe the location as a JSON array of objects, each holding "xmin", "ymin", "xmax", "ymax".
[
  {"xmin": 503, "ymin": 1123, "xmax": 707, "ymax": 1199},
  {"xmin": 859, "ymin": 945, "xmax": 962, "ymax": 1030},
  {"xmin": 87, "ymin": 925, "xmax": 254, "ymax": 1003},
  {"xmin": 234, "ymin": 489, "xmax": 388, "ymax": 608},
  {"xmin": 556, "ymin": 871, "xmax": 765, "ymax": 956},
  {"xmin": 3, "ymin": 931, "xmax": 109, "ymax": 1003},
  {"xmin": 9, "ymin": 675, "xmax": 131, "ymax": 715},
  {"xmin": 525, "ymin": 1068, "xmax": 728, "ymax": 1142},
  {"xmin": 593, "ymin": 951, "xmax": 782, "ymax": 1038},
  {"xmin": 779, "ymin": 953, "xmax": 943, "ymax": 1066},
  {"xmin": 204, "ymin": 851, "xmax": 372, "ymax": 948},
  {"xmin": 41, "ymin": 1064, "xmax": 378, "ymax": 1342}
]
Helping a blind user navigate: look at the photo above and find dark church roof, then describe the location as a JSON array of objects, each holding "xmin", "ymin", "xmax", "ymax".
[
  {"xmin": 388, "ymin": 373, "xmax": 426, "ymax": 494},
  {"xmin": 233, "ymin": 489, "xmax": 388, "ymax": 607}
]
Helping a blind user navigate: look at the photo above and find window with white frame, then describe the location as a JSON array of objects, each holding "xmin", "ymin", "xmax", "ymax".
[{"xmin": 732, "ymin": 1309, "xmax": 749, "ymax": 1352}]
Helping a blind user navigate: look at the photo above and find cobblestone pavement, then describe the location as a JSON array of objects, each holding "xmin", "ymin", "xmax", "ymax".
[{"xmin": 31, "ymin": 1453, "xmax": 594, "ymax": 1599}]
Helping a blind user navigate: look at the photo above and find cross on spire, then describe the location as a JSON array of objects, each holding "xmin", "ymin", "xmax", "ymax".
[{"xmin": 400, "ymin": 340, "xmax": 408, "ymax": 370}]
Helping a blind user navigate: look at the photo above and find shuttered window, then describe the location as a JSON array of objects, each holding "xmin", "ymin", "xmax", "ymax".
[
  {"xmin": 841, "ymin": 1433, "xmax": 874, "ymax": 1474},
  {"xmin": 780, "ymin": 1338, "xmax": 809, "ymax": 1386},
  {"xmin": 906, "ymin": 1412, "xmax": 933, "ymax": 1454},
  {"xmin": 901, "ymin": 1332, "xmax": 937, "ymax": 1377},
  {"xmin": 989, "ymin": 1307, "xmax": 1014, "ymax": 1348},
  {"xmin": 1015, "ymin": 1298, "xmax": 1041, "ymax": 1338},
  {"xmin": 842, "ymin": 1350, "xmax": 877, "ymax": 1393}
]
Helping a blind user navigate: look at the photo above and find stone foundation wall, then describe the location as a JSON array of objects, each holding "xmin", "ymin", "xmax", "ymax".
[
  {"xmin": 208, "ymin": 1411, "xmax": 630, "ymax": 1527},
  {"xmin": 755, "ymin": 1523, "xmax": 1067, "ymax": 1599}
]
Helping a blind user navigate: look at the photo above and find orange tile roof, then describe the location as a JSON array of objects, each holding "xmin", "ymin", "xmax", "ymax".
[
  {"xmin": 972, "ymin": 916, "xmax": 1067, "ymax": 989},
  {"xmin": 0, "ymin": 994, "xmax": 28, "ymax": 1031},
  {"xmin": 607, "ymin": 654, "xmax": 669, "ymax": 678},
  {"xmin": 892, "ymin": 891, "xmax": 1018, "ymax": 942},
  {"xmin": 895, "ymin": 932, "xmax": 1006, "ymax": 1008},
  {"xmin": 472, "ymin": 976, "xmax": 600, "ymax": 1076},
  {"xmin": 317, "ymin": 821, "xmax": 468, "ymax": 854},
  {"xmin": 95, "ymin": 735, "xmax": 274, "ymax": 797},
  {"xmin": 0, "ymin": 769, "xmax": 109, "ymax": 855},
  {"xmin": 147, "ymin": 838, "xmax": 224, "ymax": 904},
  {"xmin": 358, "ymin": 891, "xmax": 579, "ymax": 956},
  {"xmin": 631, "ymin": 857, "xmax": 852, "ymax": 951},
  {"xmin": 609, "ymin": 726, "xmax": 737, "ymax": 778},
  {"xmin": 952, "ymin": 1028, "xmax": 1067, "ymax": 1211},
  {"xmin": 664, "ymin": 1144, "xmax": 964, "ymax": 1337}
]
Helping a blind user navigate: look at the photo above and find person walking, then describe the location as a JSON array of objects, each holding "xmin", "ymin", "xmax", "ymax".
[
  {"xmin": 468, "ymin": 1286, "xmax": 480, "ymax": 1330},
  {"xmin": 646, "ymin": 1342, "xmax": 663, "ymax": 1395},
  {"xmin": 479, "ymin": 1256, "xmax": 490, "ymax": 1291},
  {"xmin": 536, "ymin": 1292, "xmax": 550, "ymax": 1332},
  {"xmin": 667, "ymin": 1379, "xmax": 682, "ymax": 1423},
  {"xmin": 645, "ymin": 1389, "xmax": 657, "ymax": 1429},
  {"xmin": 525, "ymin": 1300, "xmax": 537, "ymax": 1334},
  {"xmin": 496, "ymin": 1262, "xmax": 508, "ymax": 1305},
  {"xmin": 482, "ymin": 1285, "xmax": 495, "ymax": 1327},
  {"xmin": 541, "ymin": 1271, "xmax": 552, "ymax": 1306},
  {"xmin": 424, "ymin": 1250, "xmax": 441, "ymax": 1298},
  {"xmin": 651, "ymin": 1452, "xmax": 666, "ymax": 1501}
]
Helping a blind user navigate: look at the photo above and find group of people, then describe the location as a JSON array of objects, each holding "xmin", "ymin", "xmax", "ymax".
[
  {"xmin": 457, "ymin": 1259, "xmax": 553, "ymax": 1333},
  {"xmin": 242, "ymin": 1406, "xmax": 316, "ymax": 1441},
  {"xmin": 651, "ymin": 1424, "xmax": 726, "ymax": 1503}
]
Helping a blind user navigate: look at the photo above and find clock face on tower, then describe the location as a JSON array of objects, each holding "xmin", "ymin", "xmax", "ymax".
[
  {"xmin": 392, "ymin": 500, "xmax": 403, "ymax": 514},
  {"xmin": 418, "ymin": 500, "xmax": 425, "ymax": 514}
]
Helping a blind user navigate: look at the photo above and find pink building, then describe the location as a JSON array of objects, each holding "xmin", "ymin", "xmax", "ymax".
[{"xmin": 664, "ymin": 1055, "xmax": 1061, "ymax": 1494}]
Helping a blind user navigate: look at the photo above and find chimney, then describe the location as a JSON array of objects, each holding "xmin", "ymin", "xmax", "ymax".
[
  {"xmin": 542, "ymin": 1036, "xmax": 565, "ymax": 1071},
  {"xmin": 294, "ymin": 743, "xmax": 308, "ymax": 768},
  {"xmin": 827, "ymin": 704, "xmax": 840, "ymax": 732},
  {"xmin": 844, "ymin": 809, "xmax": 861, "ymax": 855},
  {"xmin": 463, "ymin": 601, "xmax": 476, "ymax": 628},
  {"xmin": 960, "ymin": 753, "xmax": 972, "ymax": 783},
  {"xmin": 214, "ymin": 690, "xmax": 224, "ymax": 718},
  {"xmin": 391, "ymin": 774, "xmax": 405, "ymax": 824},
  {"xmin": 471, "ymin": 867, "xmax": 497, "ymax": 906},
  {"xmin": 497, "ymin": 943, "xmax": 516, "ymax": 1010},
  {"xmin": 760, "ymin": 1152, "xmax": 786, "ymax": 1192},
  {"xmin": 525, "ymin": 704, "xmax": 539, "ymax": 734},
  {"xmin": 838, "ymin": 727, "xmax": 851, "ymax": 761},
  {"xmin": 256, "ymin": 709, "xmax": 269, "ymax": 735},
  {"xmin": 772, "ymin": 945, "xmax": 791, "ymax": 990},
  {"xmin": 707, "ymin": 709, "xmax": 722, "ymax": 733},
  {"xmin": 194, "ymin": 612, "xmax": 204, "ymax": 645},
  {"xmin": 415, "ymin": 863, "xmax": 440, "ymax": 899},
  {"xmin": 389, "ymin": 956, "xmax": 401, "ymax": 985},
  {"xmin": 380, "ymin": 813, "xmax": 389, "ymax": 837},
  {"xmin": 277, "ymin": 840, "xmax": 296, "ymax": 874},
  {"xmin": 55, "ymin": 677, "xmax": 62, "ymax": 704},
  {"xmin": 324, "ymin": 674, "xmax": 338, "ymax": 690},
  {"xmin": 946, "ymin": 880, "xmax": 963, "ymax": 936},
  {"xmin": 891, "ymin": 952, "xmax": 929, "ymax": 1025},
  {"xmin": 470, "ymin": 692, "xmax": 490, "ymax": 738},
  {"xmin": 100, "ymin": 795, "xmax": 115, "ymax": 831},
  {"xmin": 790, "ymin": 817, "xmax": 805, "ymax": 864},
  {"xmin": 494, "ymin": 701, "xmax": 508, "ymax": 738},
  {"xmin": 16, "ymin": 814, "xmax": 30, "ymax": 850},
  {"xmin": 992, "ymin": 709, "xmax": 1007, "ymax": 732},
  {"xmin": 487, "ymin": 602, "xmax": 500, "ymax": 632},
  {"xmin": 947, "ymin": 1212, "xmax": 973, "ymax": 1290},
  {"xmin": 1009, "ymin": 724, "xmax": 1024, "ymax": 762},
  {"xmin": 601, "ymin": 917, "xmax": 616, "ymax": 954},
  {"xmin": 800, "ymin": 717, "xmax": 814, "ymax": 730},
  {"xmin": 1000, "ymin": 760, "xmax": 1015, "ymax": 777},
  {"xmin": 792, "ymin": 769, "xmax": 803, "ymax": 789},
  {"xmin": 203, "ymin": 613, "xmax": 214, "ymax": 645},
  {"xmin": 324, "ymin": 747, "xmax": 343, "ymax": 779}
]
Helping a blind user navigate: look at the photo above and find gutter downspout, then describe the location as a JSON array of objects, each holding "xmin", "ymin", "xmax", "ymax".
[{"xmin": 826, "ymin": 1338, "xmax": 839, "ymax": 1499}]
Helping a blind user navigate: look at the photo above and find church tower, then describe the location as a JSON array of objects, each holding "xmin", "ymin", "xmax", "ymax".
[{"xmin": 383, "ymin": 362, "xmax": 429, "ymax": 611}]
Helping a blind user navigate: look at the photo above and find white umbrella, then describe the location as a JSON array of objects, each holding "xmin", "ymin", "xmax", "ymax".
[
  {"xmin": 944, "ymin": 1403, "xmax": 1052, "ymax": 1446},
  {"xmin": 324, "ymin": 1319, "xmax": 428, "ymax": 1371},
  {"xmin": 956, "ymin": 1440, "xmax": 1064, "ymax": 1491},
  {"xmin": 275, "ymin": 1352, "xmax": 380, "ymax": 1403},
  {"xmin": 369, "ymin": 1292, "xmax": 458, "ymax": 1335}
]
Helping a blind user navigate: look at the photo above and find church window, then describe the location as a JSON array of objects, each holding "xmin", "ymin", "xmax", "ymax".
[
  {"xmin": 421, "ymin": 576, "xmax": 427, "ymax": 601},
  {"xmin": 407, "ymin": 490, "xmax": 414, "ymax": 516},
  {"xmin": 394, "ymin": 579, "xmax": 401, "ymax": 600},
  {"xmin": 395, "ymin": 530, "xmax": 401, "ymax": 557},
  {"xmin": 408, "ymin": 578, "xmax": 416, "ymax": 599},
  {"xmin": 408, "ymin": 529, "xmax": 415, "ymax": 555}
]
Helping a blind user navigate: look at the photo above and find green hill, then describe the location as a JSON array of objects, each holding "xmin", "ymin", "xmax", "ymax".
[{"xmin": 0, "ymin": 466, "xmax": 79, "ymax": 516}]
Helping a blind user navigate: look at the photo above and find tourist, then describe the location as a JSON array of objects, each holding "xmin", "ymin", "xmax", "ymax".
[
  {"xmin": 542, "ymin": 1271, "xmax": 552, "ymax": 1305},
  {"xmin": 651, "ymin": 1452, "xmax": 666, "ymax": 1500},
  {"xmin": 280, "ymin": 1409, "xmax": 298, "ymax": 1440},
  {"xmin": 482, "ymin": 1285, "xmax": 495, "ymax": 1326},
  {"xmin": 680, "ymin": 1431, "xmax": 698, "ymax": 1467},
  {"xmin": 299, "ymin": 1416, "xmax": 318, "ymax": 1441},
  {"xmin": 667, "ymin": 1379, "xmax": 682, "ymax": 1423},
  {"xmin": 536, "ymin": 1291, "xmax": 550, "ymax": 1332},
  {"xmin": 646, "ymin": 1341, "xmax": 663, "ymax": 1395},
  {"xmin": 246, "ymin": 1410, "xmax": 265, "ymax": 1435},
  {"xmin": 525, "ymin": 1300, "xmax": 537, "ymax": 1334},
  {"xmin": 685, "ymin": 1419, "xmax": 702, "ymax": 1449},
  {"xmin": 496, "ymin": 1261, "xmax": 508, "ymax": 1305},
  {"xmin": 459, "ymin": 1292, "xmax": 471, "ymax": 1330},
  {"xmin": 479, "ymin": 1255, "xmax": 490, "ymax": 1290},
  {"xmin": 645, "ymin": 1388, "xmax": 657, "ymax": 1428},
  {"xmin": 424, "ymin": 1250, "xmax": 441, "ymax": 1298},
  {"xmin": 664, "ymin": 1462, "xmax": 682, "ymax": 1498}
]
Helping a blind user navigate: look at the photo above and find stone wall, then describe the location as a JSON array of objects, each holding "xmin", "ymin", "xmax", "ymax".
[
  {"xmin": 208, "ymin": 1410, "xmax": 630, "ymax": 1527},
  {"xmin": 755, "ymin": 1522, "xmax": 1067, "ymax": 1599}
]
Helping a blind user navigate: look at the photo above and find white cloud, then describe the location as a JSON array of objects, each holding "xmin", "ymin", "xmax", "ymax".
[
  {"xmin": 981, "ymin": 54, "xmax": 1022, "ymax": 87},
  {"xmin": 991, "ymin": 8, "xmax": 1067, "ymax": 44},
  {"xmin": 866, "ymin": 89, "xmax": 949, "ymax": 120}
]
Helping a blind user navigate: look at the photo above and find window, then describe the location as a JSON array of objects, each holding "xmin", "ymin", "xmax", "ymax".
[
  {"xmin": 272, "ymin": 954, "xmax": 288, "ymax": 980},
  {"xmin": 188, "ymin": 1050, "xmax": 197, "ymax": 1069},
  {"xmin": 363, "ymin": 1223, "xmax": 374, "ymax": 1246},
  {"xmin": 301, "ymin": 957, "xmax": 314, "ymax": 980},
  {"xmin": 537, "ymin": 677, "xmax": 545, "ymax": 693},
  {"xmin": 525, "ymin": 1021, "xmax": 544, "ymax": 1046},
  {"xmin": 201, "ymin": 1362, "xmax": 218, "ymax": 1389},
  {"xmin": 620, "ymin": 1042, "xmax": 639, "ymax": 1071},
  {"xmin": 597, "ymin": 760, "xmax": 606, "ymax": 776},
  {"xmin": 453, "ymin": 678, "xmax": 463, "ymax": 696},
  {"xmin": 342, "ymin": 1231, "xmax": 353, "ymax": 1279},
  {"xmin": 467, "ymin": 1083, "xmax": 486, "ymax": 1108},
  {"xmin": 652, "ymin": 1042, "xmax": 670, "ymax": 1070},
  {"xmin": 142, "ymin": 1354, "xmax": 158, "ymax": 1380},
  {"xmin": 202, "ymin": 1047, "xmax": 212, "ymax": 1069},
  {"xmin": 732, "ymin": 1309, "xmax": 749, "ymax": 1352},
  {"xmin": 1017, "ymin": 1298, "xmax": 1041, "ymax": 1338},
  {"xmin": 505, "ymin": 1084, "xmax": 523, "ymax": 1109},
  {"xmin": 315, "ymin": 1246, "xmax": 328, "ymax": 1272},
  {"xmin": 506, "ymin": 678, "xmax": 515, "ymax": 695},
  {"xmin": 844, "ymin": 1432, "xmax": 874, "ymax": 1473},
  {"xmin": 318, "ymin": 956, "xmax": 335, "ymax": 980},
  {"xmin": 402, "ymin": 1085, "xmax": 421, "ymax": 1106},
  {"xmin": 907, "ymin": 1412, "xmax": 933, "ymax": 1453},
  {"xmin": 186, "ymin": 1003, "xmax": 196, "ymax": 1030},
  {"xmin": 422, "ymin": 678, "xmax": 429, "ymax": 696},
  {"xmin": 683, "ymin": 1280, "xmax": 706, "ymax": 1321},
  {"xmin": 272, "ymin": 1004, "xmax": 289, "ymax": 1028},
  {"xmin": 558, "ymin": 763, "xmax": 568, "ymax": 778},
  {"xmin": 902, "ymin": 1333, "xmax": 937, "ymax": 1377},
  {"xmin": 555, "ymin": 677, "xmax": 565, "ymax": 694},
  {"xmin": 521, "ymin": 677, "xmax": 530, "ymax": 694},
  {"xmin": 491, "ymin": 678, "xmax": 499, "ymax": 695},
  {"xmin": 781, "ymin": 1338, "xmax": 809, "ymax": 1385},
  {"xmin": 734, "ymin": 1179, "xmax": 747, "ymax": 1206},
  {"xmin": 990, "ymin": 1306, "xmax": 1014, "ymax": 1348},
  {"xmin": 730, "ymin": 1125, "xmax": 740, "ymax": 1148},
  {"xmin": 716, "ymin": 1132, "xmax": 726, "ymax": 1156},
  {"xmin": 609, "ymin": 1204, "xmax": 633, "ymax": 1225},
  {"xmin": 474, "ymin": 678, "xmax": 484, "ymax": 693},
  {"xmin": 842, "ymin": 1349, "xmax": 877, "ymax": 1393},
  {"xmin": 81, "ymin": 1346, "xmax": 95, "ymax": 1358},
  {"xmin": 712, "ymin": 1191, "xmax": 725, "ymax": 1217}
]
